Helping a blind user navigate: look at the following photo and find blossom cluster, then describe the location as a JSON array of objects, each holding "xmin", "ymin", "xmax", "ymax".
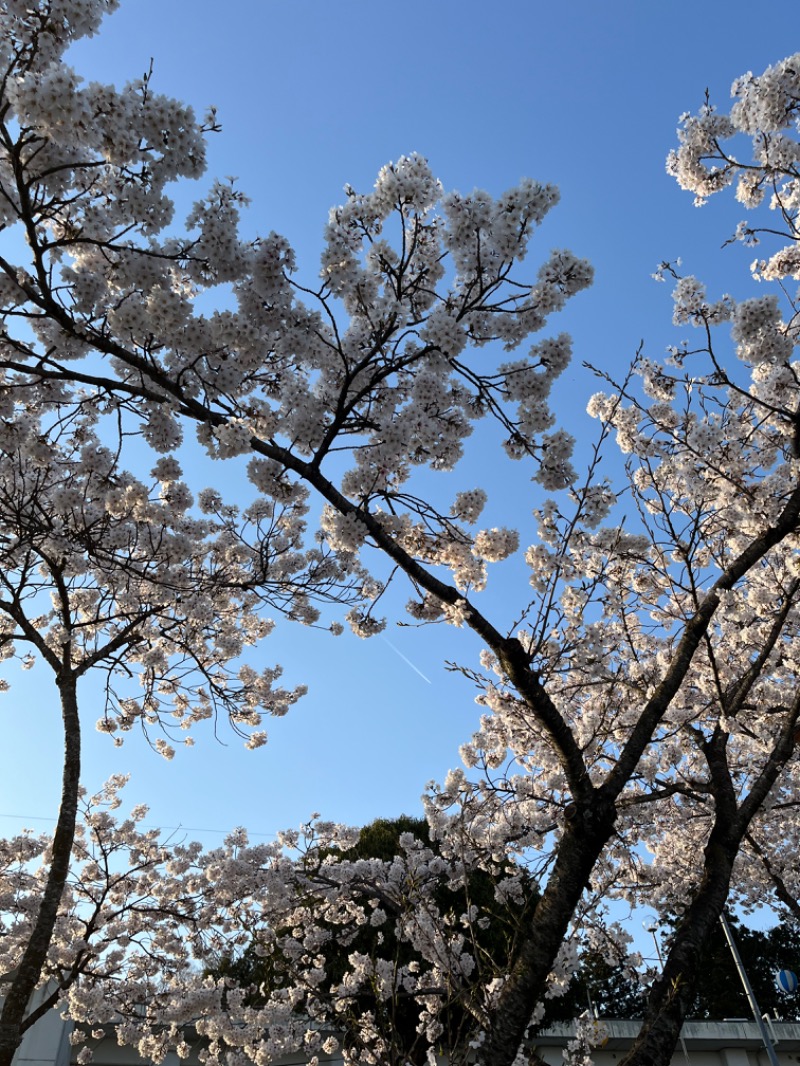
[
  {"xmin": 0, "ymin": 402, "xmax": 327, "ymax": 748},
  {"xmin": 2, "ymin": 782, "xmax": 535, "ymax": 1066},
  {"xmin": 0, "ymin": 27, "xmax": 595, "ymax": 602}
]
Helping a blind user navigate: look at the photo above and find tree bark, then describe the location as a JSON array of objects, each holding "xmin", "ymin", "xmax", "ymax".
[
  {"xmin": 0, "ymin": 675, "xmax": 80, "ymax": 1066},
  {"xmin": 621, "ymin": 688, "xmax": 800, "ymax": 1066},
  {"xmin": 618, "ymin": 833, "xmax": 736, "ymax": 1066},
  {"xmin": 477, "ymin": 795, "xmax": 618, "ymax": 1066}
]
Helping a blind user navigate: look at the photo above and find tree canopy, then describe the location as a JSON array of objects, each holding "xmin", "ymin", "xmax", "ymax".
[{"xmin": 0, "ymin": 5, "xmax": 800, "ymax": 1066}]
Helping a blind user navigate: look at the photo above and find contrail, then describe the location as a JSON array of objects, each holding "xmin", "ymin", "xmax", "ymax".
[{"xmin": 381, "ymin": 636, "xmax": 432, "ymax": 684}]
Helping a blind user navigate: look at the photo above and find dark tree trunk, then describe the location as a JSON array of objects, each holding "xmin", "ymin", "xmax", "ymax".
[
  {"xmin": 477, "ymin": 795, "xmax": 618, "ymax": 1066},
  {"xmin": 0, "ymin": 676, "xmax": 80, "ymax": 1066},
  {"xmin": 620, "ymin": 686, "xmax": 800, "ymax": 1066},
  {"xmin": 618, "ymin": 833, "xmax": 737, "ymax": 1066}
]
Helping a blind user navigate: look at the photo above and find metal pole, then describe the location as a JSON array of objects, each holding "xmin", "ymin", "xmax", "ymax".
[{"xmin": 719, "ymin": 911, "xmax": 780, "ymax": 1066}]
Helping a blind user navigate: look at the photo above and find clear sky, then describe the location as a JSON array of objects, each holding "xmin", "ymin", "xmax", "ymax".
[{"xmin": 0, "ymin": 0, "xmax": 792, "ymax": 865}]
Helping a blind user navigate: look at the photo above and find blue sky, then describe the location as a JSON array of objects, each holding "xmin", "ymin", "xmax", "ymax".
[{"xmin": 0, "ymin": 1, "xmax": 794, "ymax": 862}]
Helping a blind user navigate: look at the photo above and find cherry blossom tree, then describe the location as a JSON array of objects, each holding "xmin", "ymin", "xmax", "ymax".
[
  {"xmin": 0, "ymin": 5, "xmax": 598, "ymax": 1061},
  {"xmin": 2, "ymin": 781, "xmax": 539, "ymax": 1066},
  {"xmin": 1, "ymin": 2, "xmax": 800, "ymax": 1064},
  {"xmin": 0, "ymin": 399, "xmax": 360, "ymax": 1066},
  {"xmin": 597, "ymin": 54, "xmax": 800, "ymax": 1063},
  {"xmin": 210, "ymin": 815, "xmax": 543, "ymax": 1065}
]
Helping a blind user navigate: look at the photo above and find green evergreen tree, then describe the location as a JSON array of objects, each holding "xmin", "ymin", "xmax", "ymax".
[
  {"xmin": 685, "ymin": 918, "xmax": 800, "ymax": 1021},
  {"xmin": 542, "ymin": 916, "xmax": 800, "ymax": 1024}
]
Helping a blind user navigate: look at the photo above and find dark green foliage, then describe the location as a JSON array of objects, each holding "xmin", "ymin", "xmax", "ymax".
[
  {"xmin": 540, "ymin": 915, "xmax": 800, "ymax": 1024},
  {"xmin": 347, "ymin": 815, "xmax": 433, "ymax": 862},
  {"xmin": 684, "ymin": 917, "xmax": 800, "ymax": 1021}
]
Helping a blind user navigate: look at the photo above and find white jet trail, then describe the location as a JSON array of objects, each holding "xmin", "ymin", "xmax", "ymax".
[{"xmin": 381, "ymin": 636, "xmax": 432, "ymax": 684}]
